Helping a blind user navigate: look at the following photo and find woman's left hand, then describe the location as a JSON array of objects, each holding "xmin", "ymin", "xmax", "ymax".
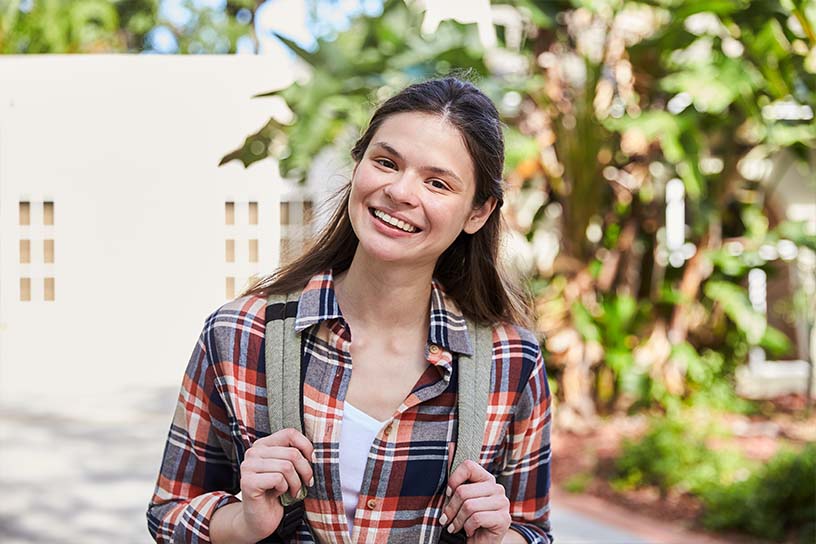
[{"xmin": 440, "ymin": 460, "xmax": 512, "ymax": 543}]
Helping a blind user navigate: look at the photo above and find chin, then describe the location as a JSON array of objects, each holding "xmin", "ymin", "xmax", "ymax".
[{"xmin": 358, "ymin": 241, "xmax": 411, "ymax": 264}]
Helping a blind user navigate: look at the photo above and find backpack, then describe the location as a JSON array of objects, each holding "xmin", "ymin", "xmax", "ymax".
[{"xmin": 263, "ymin": 291, "xmax": 493, "ymax": 543}]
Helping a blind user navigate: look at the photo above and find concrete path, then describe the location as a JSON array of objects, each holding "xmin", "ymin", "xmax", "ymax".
[
  {"xmin": 549, "ymin": 508, "xmax": 648, "ymax": 543},
  {"xmin": 0, "ymin": 387, "xmax": 652, "ymax": 543}
]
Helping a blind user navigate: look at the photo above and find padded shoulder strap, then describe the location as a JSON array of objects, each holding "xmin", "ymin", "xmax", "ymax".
[
  {"xmin": 265, "ymin": 290, "xmax": 307, "ymax": 507},
  {"xmin": 265, "ymin": 290, "xmax": 303, "ymax": 434},
  {"xmin": 450, "ymin": 320, "xmax": 493, "ymax": 476}
]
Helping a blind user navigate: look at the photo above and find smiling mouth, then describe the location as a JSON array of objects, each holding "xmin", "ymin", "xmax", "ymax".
[{"xmin": 369, "ymin": 208, "xmax": 421, "ymax": 233}]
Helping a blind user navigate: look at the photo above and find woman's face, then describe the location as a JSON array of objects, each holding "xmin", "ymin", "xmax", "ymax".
[{"xmin": 348, "ymin": 111, "xmax": 496, "ymax": 269}]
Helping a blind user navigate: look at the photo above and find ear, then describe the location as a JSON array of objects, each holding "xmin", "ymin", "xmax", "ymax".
[{"xmin": 463, "ymin": 196, "xmax": 497, "ymax": 234}]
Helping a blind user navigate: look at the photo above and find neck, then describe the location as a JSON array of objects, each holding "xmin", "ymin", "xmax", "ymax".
[{"xmin": 334, "ymin": 249, "xmax": 434, "ymax": 332}]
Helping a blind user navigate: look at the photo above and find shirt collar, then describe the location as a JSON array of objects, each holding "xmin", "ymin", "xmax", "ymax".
[
  {"xmin": 294, "ymin": 269, "xmax": 473, "ymax": 356},
  {"xmin": 293, "ymin": 271, "xmax": 344, "ymax": 332}
]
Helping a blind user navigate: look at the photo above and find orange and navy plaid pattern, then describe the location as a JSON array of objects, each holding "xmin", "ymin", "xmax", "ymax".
[{"xmin": 147, "ymin": 270, "xmax": 553, "ymax": 543}]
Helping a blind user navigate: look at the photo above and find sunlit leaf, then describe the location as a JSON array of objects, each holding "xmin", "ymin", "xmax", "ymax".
[
  {"xmin": 704, "ymin": 281, "xmax": 770, "ymax": 344},
  {"xmin": 572, "ymin": 302, "xmax": 602, "ymax": 342},
  {"xmin": 760, "ymin": 325, "xmax": 792, "ymax": 357}
]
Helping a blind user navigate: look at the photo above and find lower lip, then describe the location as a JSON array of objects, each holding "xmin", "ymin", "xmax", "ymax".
[{"xmin": 368, "ymin": 208, "xmax": 420, "ymax": 238}]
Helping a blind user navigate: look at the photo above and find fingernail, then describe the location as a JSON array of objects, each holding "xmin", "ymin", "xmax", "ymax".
[
  {"xmin": 446, "ymin": 486, "xmax": 452, "ymax": 497},
  {"xmin": 311, "ymin": 451, "xmax": 316, "ymax": 463},
  {"xmin": 447, "ymin": 525, "xmax": 455, "ymax": 533},
  {"xmin": 309, "ymin": 477, "xmax": 315, "ymax": 487},
  {"xmin": 439, "ymin": 514, "xmax": 448, "ymax": 525}
]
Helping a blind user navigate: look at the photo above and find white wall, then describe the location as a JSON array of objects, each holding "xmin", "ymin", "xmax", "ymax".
[{"xmin": 0, "ymin": 55, "xmax": 307, "ymax": 414}]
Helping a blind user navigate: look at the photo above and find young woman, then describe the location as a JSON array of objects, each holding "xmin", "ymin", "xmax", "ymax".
[{"xmin": 147, "ymin": 77, "xmax": 553, "ymax": 544}]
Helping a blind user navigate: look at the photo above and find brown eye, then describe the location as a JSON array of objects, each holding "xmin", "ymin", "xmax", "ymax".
[
  {"xmin": 429, "ymin": 179, "xmax": 450, "ymax": 190},
  {"xmin": 375, "ymin": 158, "xmax": 396, "ymax": 169}
]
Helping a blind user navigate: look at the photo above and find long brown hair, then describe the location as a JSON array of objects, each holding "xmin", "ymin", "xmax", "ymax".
[{"xmin": 242, "ymin": 77, "xmax": 533, "ymax": 328}]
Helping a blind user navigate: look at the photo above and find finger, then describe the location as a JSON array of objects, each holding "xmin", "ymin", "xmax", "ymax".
[
  {"xmin": 255, "ymin": 428, "xmax": 315, "ymax": 462},
  {"xmin": 449, "ymin": 494, "xmax": 509, "ymax": 535},
  {"xmin": 462, "ymin": 508, "xmax": 511, "ymax": 538},
  {"xmin": 251, "ymin": 446, "xmax": 314, "ymax": 487},
  {"xmin": 242, "ymin": 457, "xmax": 304, "ymax": 497},
  {"xmin": 241, "ymin": 471, "xmax": 288, "ymax": 499},
  {"xmin": 445, "ymin": 459, "xmax": 493, "ymax": 497},
  {"xmin": 440, "ymin": 480, "xmax": 497, "ymax": 528}
]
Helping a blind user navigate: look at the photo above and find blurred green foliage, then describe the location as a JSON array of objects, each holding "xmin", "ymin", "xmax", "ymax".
[
  {"xmin": 614, "ymin": 415, "xmax": 756, "ymax": 496},
  {"xmin": 700, "ymin": 442, "xmax": 816, "ymax": 542},
  {"xmin": 0, "ymin": 0, "xmax": 258, "ymax": 53},
  {"xmin": 615, "ymin": 414, "xmax": 816, "ymax": 542}
]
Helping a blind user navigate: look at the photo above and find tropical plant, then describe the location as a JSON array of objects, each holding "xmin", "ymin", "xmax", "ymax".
[{"xmin": 504, "ymin": 0, "xmax": 816, "ymax": 424}]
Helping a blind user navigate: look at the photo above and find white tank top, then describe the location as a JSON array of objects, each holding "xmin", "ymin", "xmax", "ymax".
[{"xmin": 339, "ymin": 401, "xmax": 388, "ymax": 535}]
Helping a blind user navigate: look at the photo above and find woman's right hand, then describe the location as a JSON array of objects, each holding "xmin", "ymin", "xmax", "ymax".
[{"xmin": 236, "ymin": 428, "xmax": 315, "ymax": 542}]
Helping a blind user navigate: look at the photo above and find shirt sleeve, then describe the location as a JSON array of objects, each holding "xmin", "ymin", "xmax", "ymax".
[
  {"xmin": 147, "ymin": 317, "xmax": 242, "ymax": 543},
  {"xmin": 498, "ymin": 344, "xmax": 554, "ymax": 544}
]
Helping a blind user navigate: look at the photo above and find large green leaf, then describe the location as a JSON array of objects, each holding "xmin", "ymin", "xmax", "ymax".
[
  {"xmin": 704, "ymin": 281, "xmax": 770, "ymax": 344},
  {"xmin": 759, "ymin": 325, "xmax": 793, "ymax": 357}
]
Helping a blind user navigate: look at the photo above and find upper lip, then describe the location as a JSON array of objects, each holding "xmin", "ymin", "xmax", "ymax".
[{"xmin": 370, "ymin": 207, "xmax": 422, "ymax": 230}]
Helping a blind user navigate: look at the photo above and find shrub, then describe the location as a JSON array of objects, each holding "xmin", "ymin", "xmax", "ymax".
[
  {"xmin": 615, "ymin": 415, "xmax": 816, "ymax": 542},
  {"xmin": 613, "ymin": 415, "xmax": 750, "ymax": 496},
  {"xmin": 700, "ymin": 444, "xmax": 816, "ymax": 542}
]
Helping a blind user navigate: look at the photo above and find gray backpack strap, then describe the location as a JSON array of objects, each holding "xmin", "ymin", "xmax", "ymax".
[
  {"xmin": 265, "ymin": 290, "xmax": 307, "ymax": 506},
  {"xmin": 450, "ymin": 320, "xmax": 493, "ymax": 476}
]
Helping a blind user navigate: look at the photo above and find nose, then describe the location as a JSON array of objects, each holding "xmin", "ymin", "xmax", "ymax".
[{"xmin": 383, "ymin": 171, "xmax": 420, "ymax": 207}]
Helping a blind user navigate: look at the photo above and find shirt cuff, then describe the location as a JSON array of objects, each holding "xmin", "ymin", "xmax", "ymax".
[{"xmin": 175, "ymin": 491, "xmax": 241, "ymax": 543}]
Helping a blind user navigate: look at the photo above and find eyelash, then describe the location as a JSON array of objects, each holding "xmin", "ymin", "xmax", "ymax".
[
  {"xmin": 373, "ymin": 158, "xmax": 451, "ymax": 191},
  {"xmin": 428, "ymin": 179, "xmax": 450, "ymax": 190},
  {"xmin": 375, "ymin": 158, "xmax": 396, "ymax": 169}
]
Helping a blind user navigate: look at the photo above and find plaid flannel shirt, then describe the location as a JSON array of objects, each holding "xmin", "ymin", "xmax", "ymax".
[{"xmin": 147, "ymin": 270, "xmax": 553, "ymax": 543}]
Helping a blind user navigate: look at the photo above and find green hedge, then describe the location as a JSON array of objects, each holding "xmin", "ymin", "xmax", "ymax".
[
  {"xmin": 700, "ymin": 443, "xmax": 816, "ymax": 542},
  {"xmin": 614, "ymin": 416, "xmax": 815, "ymax": 542}
]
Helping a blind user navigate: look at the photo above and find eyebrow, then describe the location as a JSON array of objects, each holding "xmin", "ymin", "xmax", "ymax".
[{"xmin": 371, "ymin": 141, "xmax": 465, "ymax": 187}]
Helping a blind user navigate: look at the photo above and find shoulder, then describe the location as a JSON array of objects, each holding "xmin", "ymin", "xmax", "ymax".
[
  {"xmin": 487, "ymin": 323, "xmax": 552, "ymax": 428},
  {"xmin": 489, "ymin": 321, "xmax": 543, "ymax": 366},
  {"xmin": 206, "ymin": 294, "xmax": 268, "ymax": 327},
  {"xmin": 200, "ymin": 294, "xmax": 269, "ymax": 354},
  {"xmin": 487, "ymin": 321, "xmax": 547, "ymax": 393},
  {"xmin": 490, "ymin": 322, "xmax": 541, "ymax": 352}
]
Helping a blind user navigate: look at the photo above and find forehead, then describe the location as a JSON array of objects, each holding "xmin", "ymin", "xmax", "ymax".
[{"xmin": 369, "ymin": 112, "xmax": 475, "ymax": 186}]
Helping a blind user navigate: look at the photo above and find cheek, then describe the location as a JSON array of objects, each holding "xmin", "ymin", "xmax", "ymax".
[
  {"xmin": 348, "ymin": 187, "xmax": 366, "ymax": 231},
  {"xmin": 428, "ymin": 201, "xmax": 470, "ymax": 234},
  {"xmin": 352, "ymin": 163, "xmax": 381, "ymax": 193},
  {"xmin": 348, "ymin": 173, "xmax": 372, "ymax": 211}
]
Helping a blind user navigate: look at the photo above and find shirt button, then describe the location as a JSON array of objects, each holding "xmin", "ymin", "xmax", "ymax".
[
  {"xmin": 384, "ymin": 424, "xmax": 393, "ymax": 435},
  {"xmin": 429, "ymin": 344, "xmax": 440, "ymax": 354},
  {"xmin": 366, "ymin": 499, "xmax": 377, "ymax": 509}
]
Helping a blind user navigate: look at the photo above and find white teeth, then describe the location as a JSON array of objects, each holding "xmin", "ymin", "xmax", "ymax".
[{"xmin": 373, "ymin": 209, "xmax": 417, "ymax": 233}]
